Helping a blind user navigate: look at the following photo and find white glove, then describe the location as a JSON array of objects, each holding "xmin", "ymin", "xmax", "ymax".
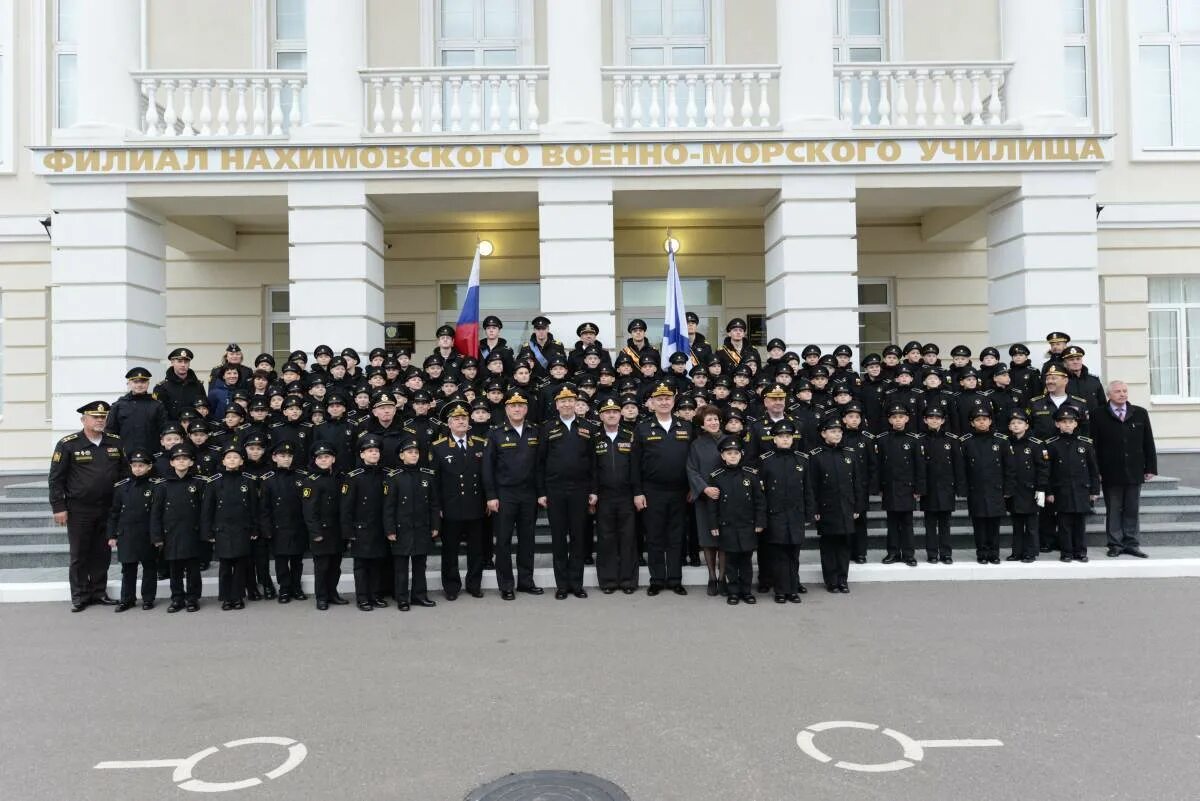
[{"xmin": 1035, "ymin": 491, "xmax": 1046, "ymax": 508}]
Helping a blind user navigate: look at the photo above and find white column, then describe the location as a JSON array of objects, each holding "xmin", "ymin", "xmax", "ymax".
[
  {"xmin": 49, "ymin": 183, "xmax": 166, "ymax": 437},
  {"xmin": 58, "ymin": 0, "xmax": 141, "ymax": 142},
  {"xmin": 544, "ymin": 0, "xmax": 606, "ymax": 134},
  {"xmin": 764, "ymin": 175, "xmax": 859, "ymax": 356},
  {"xmin": 296, "ymin": 0, "xmax": 366, "ymax": 140},
  {"xmin": 776, "ymin": 0, "xmax": 845, "ymax": 132},
  {"xmin": 538, "ymin": 178, "xmax": 616, "ymax": 349},
  {"xmin": 1002, "ymin": 0, "xmax": 1079, "ymax": 130},
  {"xmin": 287, "ymin": 180, "xmax": 385, "ymax": 354},
  {"xmin": 987, "ymin": 171, "xmax": 1100, "ymax": 362}
]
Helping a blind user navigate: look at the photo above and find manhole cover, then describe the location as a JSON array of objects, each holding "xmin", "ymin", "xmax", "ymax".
[{"xmin": 465, "ymin": 770, "xmax": 630, "ymax": 801}]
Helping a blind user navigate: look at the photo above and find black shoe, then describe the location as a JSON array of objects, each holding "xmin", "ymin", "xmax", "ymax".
[
  {"xmin": 141, "ymin": 601, "xmax": 155, "ymax": 610},
  {"xmin": 1005, "ymin": 554, "xmax": 1022, "ymax": 561},
  {"xmin": 853, "ymin": 556, "xmax": 867, "ymax": 564},
  {"xmin": 357, "ymin": 601, "xmax": 374, "ymax": 611},
  {"xmin": 826, "ymin": 585, "xmax": 837, "ymax": 594},
  {"xmin": 647, "ymin": 585, "xmax": 662, "ymax": 596},
  {"xmin": 517, "ymin": 585, "xmax": 544, "ymax": 596},
  {"xmin": 1060, "ymin": 555, "xmax": 1072, "ymax": 563},
  {"xmin": 501, "ymin": 590, "xmax": 516, "ymax": 601},
  {"xmin": 398, "ymin": 601, "xmax": 411, "ymax": 611},
  {"xmin": 233, "ymin": 600, "xmax": 245, "ymax": 610},
  {"xmin": 70, "ymin": 601, "xmax": 87, "ymax": 613},
  {"xmin": 293, "ymin": 592, "xmax": 308, "ymax": 601},
  {"xmin": 221, "ymin": 601, "xmax": 234, "ymax": 611},
  {"xmin": 977, "ymin": 557, "xmax": 988, "ymax": 564},
  {"xmin": 467, "ymin": 589, "xmax": 484, "ymax": 599},
  {"xmin": 741, "ymin": 593, "xmax": 756, "ymax": 604},
  {"xmin": 330, "ymin": 595, "xmax": 350, "ymax": 605},
  {"xmin": 1021, "ymin": 556, "xmax": 1036, "ymax": 563},
  {"xmin": 673, "ymin": 586, "xmax": 688, "ymax": 596},
  {"xmin": 1107, "ymin": 546, "xmax": 1121, "ymax": 557},
  {"xmin": 756, "ymin": 584, "xmax": 771, "ymax": 594},
  {"xmin": 774, "ymin": 594, "xmax": 787, "ymax": 604},
  {"xmin": 263, "ymin": 587, "xmax": 277, "ymax": 600},
  {"xmin": 584, "ymin": 556, "xmax": 595, "ymax": 566},
  {"xmin": 246, "ymin": 592, "xmax": 262, "ymax": 601},
  {"xmin": 621, "ymin": 587, "xmax": 636, "ymax": 594},
  {"xmin": 727, "ymin": 595, "xmax": 740, "ymax": 605},
  {"xmin": 706, "ymin": 579, "xmax": 718, "ymax": 597},
  {"xmin": 278, "ymin": 594, "xmax": 291, "ymax": 604},
  {"xmin": 941, "ymin": 556, "xmax": 953, "ymax": 565},
  {"xmin": 316, "ymin": 600, "xmax": 329, "ymax": 610},
  {"xmin": 167, "ymin": 601, "xmax": 184, "ymax": 613},
  {"xmin": 444, "ymin": 591, "xmax": 459, "ymax": 601},
  {"xmin": 1077, "ymin": 555, "xmax": 1089, "ymax": 563},
  {"xmin": 555, "ymin": 589, "xmax": 570, "ymax": 600},
  {"xmin": 882, "ymin": 554, "xmax": 899, "ymax": 564},
  {"xmin": 988, "ymin": 557, "xmax": 1001, "ymax": 565},
  {"xmin": 372, "ymin": 598, "xmax": 388, "ymax": 608},
  {"xmin": 717, "ymin": 578, "xmax": 728, "ymax": 596},
  {"xmin": 837, "ymin": 584, "xmax": 850, "ymax": 594},
  {"xmin": 92, "ymin": 596, "xmax": 119, "ymax": 606},
  {"xmin": 1123, "ymin": 547, "xmax": 1148, "ymax": 558},
  {"xmin": 573, "ymin": 589, "xmax": 588, "ymax": 599},
  {"xmin": 185, "ymin": 600, "xmax": 199, "ymax": 612},
  {"xmin": 601, "ymin": 587, "xmax": 616, "ymax": 594},
  {"xmin": 113, "ymin": 601, "xmax": 134, "ymax": 613},
  {"xmin": 413, "ymin": 597, "xmax": 436, "ymax": 608},
  {"xmin": 787, "ymin": 594, "xmax": 802, "ymax": 604},
  {"xmin": 927, "ymin": 556, "xmax": 939, "ymax": 564},
  {"xmin": 905, "ymin": 558, "xmax": 918, "ymax": 567}
]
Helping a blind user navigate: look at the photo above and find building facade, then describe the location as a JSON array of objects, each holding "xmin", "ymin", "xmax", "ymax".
[{"xmin": 0, "ymin": 0, "xmax": 1198, "ymax": 468}]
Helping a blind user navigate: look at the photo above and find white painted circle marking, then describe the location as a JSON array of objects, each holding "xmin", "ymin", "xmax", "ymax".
[
  {"xmin": 796, "ymin": 721, "xmax": 1002, "ymax": 773},
  {"xmin": 94, "ymin": 736, "xmax": 307, "ymax": 793}
]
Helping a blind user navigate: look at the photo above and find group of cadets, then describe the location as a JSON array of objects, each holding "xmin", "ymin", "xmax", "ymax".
[{"xmin": 66, "ymin": 316, "xmax": 1110, "ymax": 613}]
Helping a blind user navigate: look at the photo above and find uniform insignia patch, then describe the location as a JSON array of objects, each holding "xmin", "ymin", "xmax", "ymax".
[
  {"xmin": 1078, "ymin": 446, "xmax": 1085, "ymax": 453},
  {"xmin": 188, "ymin": 485, "xmax": 197, "ymax": 493},
  {"xmin": 992, "ymin": 444, "xmax": 999, "ymax": 451},
  {"xmin": 421, "ymin": 480, "xmax": 429, "ymax": 487},
  {"xmin": 303, "ymin": 487, "xmax": 312, "ymax": 497},
  {"xmin": 341, "ymin": 484, "xmax": 349, "ymax": 494},
  {"xmin": 241, "ymin": 485, "xmax": 248, "ymax": 492},
  {"xmin": 844, "ymin": 457, "xmax": 851, "ymax": 464},
  {"xmin": 52, "ymin": 451, "xmax": 61, "ymax": 462},
  {"xmin": 742, "ymin": 478, "xmax": 751, "ymax": 487}
]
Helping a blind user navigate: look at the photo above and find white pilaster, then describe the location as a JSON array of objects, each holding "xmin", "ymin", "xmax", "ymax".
[
  {"xmin": 287, "ymin": 180, "xmax": 385, "ymax": 354},
  {"xmin": 1002, "ymin": 0, "xmax": 1078, "ymax": 130},
  {"xmin": 295, "ymin": 0, "xmax": 366, "ymax": 140},
  {"xmin": 538, "ymin": 178, "xmax": 615, "ymax": 348},
  {"xmin": 543, "ymin": 0, "xmax": 606, "ymax": 135},
  {"xmin": 776, "ymin": 0, "xmax": 845, "ymax": 132},
  {"xmin": 987, "ymin": 171, "xmax": 1100, "ymax": 362},
  {"xmin": 58, "ymin": 0, "xmax": 141, "ymax": 142},
  {"xmin": 49, "ymin": 183, "xmax": 166, "ymax": 436},
  {"xmin": 764, "ymin": 175, "xmax": 859, "ymax": 355}
]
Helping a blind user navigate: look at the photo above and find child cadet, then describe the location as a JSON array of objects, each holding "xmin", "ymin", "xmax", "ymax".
[
  {"xmin": 757, "ymin": 420, "xmax": 815, "ymax": 603},
  {"xmin": 1003, "ymin": 409, "xmax": 1050, "ymax": 563},
  {"xmin": 873, "ymin": 404, "xmax": 927, "ymax": 567},
  {"xmin": 150, "ymin": 443, "xmax": 207, "ymax": 613},
  {"xmin": 383, "ymin": 437, "xmax": 441, "ymax": 611},
  {"xmin": 918, "ymin": 407, "xmax": 962, "ymax": 564},
  {"xmin": 959, "ymin": 408, "xmax": 1009, "ymax": 565},
  {"xmin": 706, "ymin": 436, "xmax": 767, "ymax": 606},
  {"xmin": 259, "ymin": 442, "xmax": 309, "ymax": 603},
  {"xmin": 202, "ymin": 444, "xmax": 260, "ymax": 611},
  {"xmin": 106, "ymin": 449, "xmax": 161, "ymax": 611},
  {"xmin": 302, "ymin": 442, "xmax": 345, "ymax": 610},
  {"xmin": 341, "ymin": 435, "xmax": 391, "ymax": 611},
  {"xmin": 1045, "ymin": 406, "xmax": 1101, "ymax": 563},
  {"xmin": 809, "ymin": 417, "xmax": 862, "ymax": 593}
]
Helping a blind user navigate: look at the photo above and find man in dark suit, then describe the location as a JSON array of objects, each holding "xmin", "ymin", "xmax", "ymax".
[{"xmin": 1092, "ymin": 380, "xmax": 1157, "ymax": 558}]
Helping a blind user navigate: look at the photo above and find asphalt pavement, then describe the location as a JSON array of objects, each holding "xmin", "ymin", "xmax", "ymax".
[{"xmin": 2, "ymin": 579, "xmax": 1199, "ymax": 801}]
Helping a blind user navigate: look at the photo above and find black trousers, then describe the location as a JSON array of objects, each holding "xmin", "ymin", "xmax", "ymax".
[
  {"xmin": 481, "ymin": 514, "xmax": 495, "ymax": 565},
  {"xmin": 353, "ymin": 556, "xmax": 385, "ymax": 602},
  {"xmin": 218, "ymin": 556, "xmax": 250, "ymax": 602},
  {"xmin": 756, "ymin": 542, "xmax": 773, "ymax": 590},
  {"xmin": 1103, "ymin": 483, "xmax": 1142, "ymax": 549},
  {"xmin": 275, "ymin": 554, "xmax": 305, "ymax": 597},
  {"xmin": 393, "ymin": 554, "xmax": 429, "ymax": 601},
  {"xmin": 725, "ymin": 550, "xmax": 753, "ymax": 596},
  {"xmin": 250, "ymin": 538, "xmax": 274, "ymax": 592},
  {"xmin": 642, "ymin": 486, "xmax": 686, "ymax": 587},
  {"xmin": 684, "ymin": 503, "xmax": 699, "ymax": 563},
  {"xmin": 312, "ymin": 554, "xmax": 342, "ymax": 602},
  {"xmin": 494, "ymin": 492, "xmax": 538, "ymax": 592},
  {"xmin": 1039, "ymin": 502, "xmax": 1058, "ymax": 550},
  {"xmin": 66, "ymin": 506, "xmax": 111, "ymax": 603},
  {"xmin": 972, "ymin": 516, "xmax": 1001, "ymax": 560},
  {"xmin": 441, "ymin": 517, "xmax": 485, "ymax": 594},
  {"xmin": 851, "ymin": 514, "xmax": 869, "ymax": 560},
  {"xmin": 547, "ymin": 487, "xmax": 589, "ymax": 591},
  {"xmin": 198, "ymin": 538, "xmax": 213, "ymax": 567},
  {"xmin": 169, "ymin": 558, "xmax": 201, "ymax": 602},
  {"xmin": 595, "ymin": 492, "xmax": 637, "ymax": 589},
  {"xmin": 886, "ymin": 511, "xmax": 915, "ymax": 558},
  {"xmin": 924, "ymin": 511, "xmax": 952, "ymax": 559},
  {"xmin": 1010, "ymin": 513, "xmax": 1039, "ymax": 558},
  {"xmin": 1058, "ymin": 512, "xmax": 1087, "ymax": 558},
  {"xmin": 773, "ymin": 543, "xmax": 801, "ymax": 594},
  {"xmin": 818, "ymin": 535, "xmax": 850, "ymax": 588},
  {"xmin": 120, "ymin": 557, "xmax": 157, "ymax": 603}
]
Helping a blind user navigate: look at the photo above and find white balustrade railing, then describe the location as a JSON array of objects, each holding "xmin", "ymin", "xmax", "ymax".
[
  {"xmin": 833, "ymin": 61, "xmax": 1013, "ymax": 128},
  {"xmin": 358, "ymin": 67, "xmax": 547, "ymax": 135},
  {"xmin": 132, "ymin": 70, "xmax": 307, "ymax": 138},
  {"xmin": 602, "ymin": 65, "xmax": 780, "ymax": 130}
]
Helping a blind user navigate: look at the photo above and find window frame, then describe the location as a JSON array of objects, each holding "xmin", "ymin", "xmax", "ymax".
[
  {"xmin": 1129, "ymin": 0, "xmax": 1200, "ymax": 159},
  {"xmin": 270, "ymin": 0, "xmax": 307, "ymax": 69},
  {"xmin": 265, "ymin": 286, "xmax": 291, "ymax": 366},
  {"xmin": 53, "ymin": 0, "xmax": 79, "ymax": 130},
  {"xmin": 1147, "ymin": 277, "xmax": 1200, "ymax": 401},
  {"xmin": 436, "ymin": 279, "xmax": 541, "ymax": 348},
  {"xmin": 1063, "ymin": 0, "xmax": 1093, "ymax": 124},
  {"xmin": 618, "ymin": 277, "xmax": 724, "ymax": 346},
  {"xmin": 425, "ymin": 0, "xmax": 535, "ymax": 67},
  {"xmin": 612, "ymin": 0, "xmax": 725, "ymax": 65},
  {"xmin": 833, "ymin": 0, "xmax": 889, "ymax": 63},
  {"xmin": 856, "ymin": 277, "xmax": 894, "ymax": 357}
]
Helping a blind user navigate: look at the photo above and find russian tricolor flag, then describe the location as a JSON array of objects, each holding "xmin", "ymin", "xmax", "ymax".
[{"xmin": 454, "ymin": 246, "xmax": 482, "ymax": 358}]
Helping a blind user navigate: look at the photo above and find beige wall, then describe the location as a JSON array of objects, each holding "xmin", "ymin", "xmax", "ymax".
[
  {"xmin": 368, "ymin": 0, "xmax": 421, "ymax": 67},
  {"xmin": 0, "ymin": 242, "xmax": 50, "ymax": 471},
  {"xmin": 724, "ymin": 0, "xmax": 775, "ymax": 64},
  {"xmin": 148, "ymin": 0, "xmax": 254, "ymax": 69},
  {"xmin": 901, "ymin": 0, "xmax": 999, "ymax": 61},
  {"xmin": 0, "ymin": 0, "xmax": 50, "ymax": 215}
]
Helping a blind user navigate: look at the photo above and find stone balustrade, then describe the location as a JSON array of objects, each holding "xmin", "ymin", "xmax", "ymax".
[
  {"xmin": 602, "ymin": 65, "xmax": 780, "ymax": 130},
  {"xmin": 833, "ymin": 61, "xmax": 1014, "ymax": 128},
  {"xmin": 132, "ymin": 70, "xmax": 307, "ymax": 138},
  {"xmin": 358, "ymin": 67, "xmax": 548, "ymax": 135}
]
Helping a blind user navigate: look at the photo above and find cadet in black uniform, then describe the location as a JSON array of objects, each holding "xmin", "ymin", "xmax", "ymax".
[
  {"xmin": 430, "ymin": 402, "xmax": 489, "ymax": 600},
  {"xmin": 758, "ymin": 420, "xmax": 814, "ymax": 603},
  {"xmin": 403, "ymin": 390, "xmax": 443, "ymax": 464},
  {"xmin": 302, "ymin": 442, "xmax": 344, "ymax": 610},
  {"xmin": 49, "ymin": 400, "xmax": 126, "ymax": 612},
  {"xmin": 1003, "ymin": 409, "xmax": 1049, "ymax": 562},
  {"xmin": 959, "ymin": 408, "xmax": 1008, "ymax": 564},
  {"xmin": 150, "ymin": 444, "xmax": 207, "ymax": 612},
  {"xmin": 839, "ymin": 403, "xmax": 874, "ymax": 564},
  {"xmin": 106, "ymin": 367, "xmax": 168, "ymax": 454},
  {"xmin": 873, "ymin": 404, "xmax": 926, "ymax": 567},
  {"xmin": 537, "ymin": 385, "xmax": 596, "ymax": 599},
  {"xmin": 482, "ymin": 391, "xmax": 544, "ymax": 599},
  {"xmin": 591, "ymin": 398, "xmax": 638, "ymax": 593},
  {"xmin": 1007, "ymin": 343, "xmax": 1041, "ymax": 403},
  {"xmin": 384, "ymin": 438, "xmax": 440, "ymax": 611},
  {"xmin": 1045, "ymin": 406, "xmax": 1100, "ymax": 562},
  {"xmin": 809, "ymin": 417, "xmax": 861, "ymax": 593},
  {"xmin": 259, "ymin": 442, "xmax": 308, "ymax": 603},
  {"xmin": 632, "ymin": 382, "xmax": 694, "ymax": 596},
  {"xmin": 268, "ymin": 396, "xmax": 313, "ymax": 465},
  {"xmin": 341, "ymin": 435, "xmax": 390, "ymax": 610},
  {"xmin": 706, "ymin": 436, "xmax": 766, "ymax": 605},
  {"xmin": 106, "ymin": 449, "xmax": 159, "ymax": 611},
  {"xmin": 202, "ymin": 444, "xmax": 260, "ymax": 610},
  {"xmin": 918, "ymin": 407, "xmax": 961, "ymax": 564}
]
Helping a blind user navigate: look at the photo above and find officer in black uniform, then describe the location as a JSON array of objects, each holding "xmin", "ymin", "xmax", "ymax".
[
  {"xmin": 873, "ymin": 404, "xmax": 926, "ymax": 566},
  {"xmin": 717, "ymin": 318, "xmax": 761, "ymax": 373},
  {"xmin": 49, "ymin": 400, "xmax": 126, "ymax": 612},
  {"xmin": 758, "ymin": 420, "xmax": 814, "ymax": 603},
  {"xmin": 384, "ymin": 437, "xmax": 440, "ymax": 611},
  {"xmin": 809, "ymin": 417, "xmax": 861, "ymax": 593},
  {"xmin": 150, "ymin": 443, "xmax": 207, "ymax": 612},
  {"xmin": 106, "ymin": 449, "xmax": 160, "ymax": 611},
  {"xmin": 632, "ymin": 382, "xmax": 694, "ymax": 596},
  {"xmin": 430, "ymin": 402, "xmax": 489, "ymax": 600},
  {"xmin": 536, "ymin": 384, "xmax": 596, "ymax": 599},
  {"xmin": 259, "ymin": 441, "xmax": 308, "ymax": 603},
  {"xmin": 1045, "ymin": 405, "xmax": 1100, "ymax": 562},
  {"xmin": 154, "ymin": 348, "xmax": 207, "ymax": 422},
  {"xmin": 482, "ymin": 390, "xmax": 544, "ymax": 599},
  {"xmin": 202, "ymin": 444, "xmax": 260, "ymax": 611},
  {"xmin": 1003, "ymin": 408, "xmax": 1050, "ymax": 562},
  {"xmin": 591, "ymin": 397, "xmax": 638, "ymax": 593},
  {"xmin": 341, "ymin": 435, "xmax": 390, "ymax": 610},
  {"xmin": 302, "ymin": 442, "xmax": 345, "ymax": 610},
  {"xmin": 1041, "ymin": 331, "xmax": 1071, "ymax": 374},
  {"xmin": 959, "ymin": 407, "xmax": 1008, "ymax": 564},
  {"xmin": 106, "ymin": 367, "xmax": 168, "ymax": 455},
  {"xmin": 359, "ymin": 391, "xmax": 407, "ymax": 470}
]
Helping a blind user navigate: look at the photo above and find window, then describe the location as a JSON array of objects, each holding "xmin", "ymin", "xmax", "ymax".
[
  {"xmin": 833, "ymin": 0, "xmax": 886, "ymax": 62},
  {"xmin": 266, "ymin": 287, "xmax": 291, "ymax": 366},
  {"xmin": 619, "ymin": 278, "xmax": 722, "ymax": 346},
  {"xmin": 1148, "ymin": 277, "xmax": 1200, "ymax": 398},
  {"xmin": 437, "ymin": 281, "xmax": 540, "ymax": 346},
  {"xmin": 1134, "ymin": 0, "xmax": 1200, "ymax": 148},
  {"xmin": 857, "ymin": 279, "xmax": 893, "ymax": 356},
  {"xmin": 436, "ymin": 0, "xmax": 527, "ymax": 130},
  {"xmin": 272, "ymin": 0, "xmax": 306, "ymax": 127},
  {"xmin": 624, "ymin": 0, "xmax": 711, "ymax": 125},
  {"xmin": 1064, "ymin": 0, "xmax": 1091, "ymax": 120},
  {"xmin": 54, "ymin": 0, "xmax": 79, "ymax": 129}
]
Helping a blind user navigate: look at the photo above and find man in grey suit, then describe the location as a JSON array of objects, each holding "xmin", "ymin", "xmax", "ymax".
[{"xmin": 1091, "ymin": 381, "xmax": 1157, "ymax": 558}]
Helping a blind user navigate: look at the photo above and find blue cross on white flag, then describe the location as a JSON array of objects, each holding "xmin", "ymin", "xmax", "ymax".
[{"xmin": 661, "ymin": 248, "xmax": 691, "ymax": 369}]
